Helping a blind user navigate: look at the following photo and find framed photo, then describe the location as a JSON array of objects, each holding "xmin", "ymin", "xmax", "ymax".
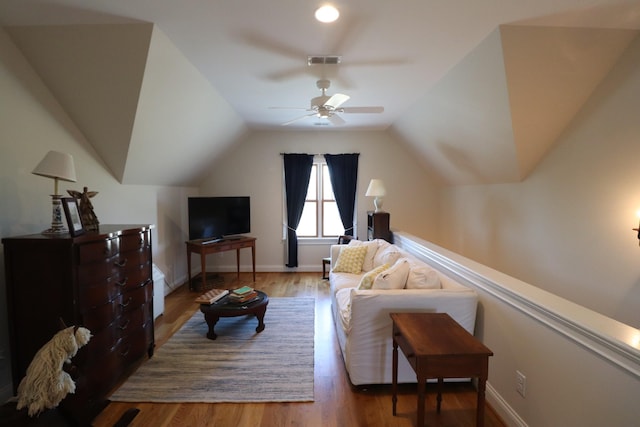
[{"xmin": 61, "ymin": 197, "xmax": 85, "ymax": 236}]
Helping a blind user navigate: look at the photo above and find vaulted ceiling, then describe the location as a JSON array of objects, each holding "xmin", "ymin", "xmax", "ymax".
[{"xmin": 1, "ymin": 1, "xmax": 639, "ymax": 186}]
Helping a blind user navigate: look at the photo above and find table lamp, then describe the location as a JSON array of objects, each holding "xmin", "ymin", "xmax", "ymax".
[
  {"xmin": 365, "ymin": 179, "xmax": 386, "ymax": 212},
  {"xmin": 32, "ymin": 151, "xmax": 77, "ymax": 234}
]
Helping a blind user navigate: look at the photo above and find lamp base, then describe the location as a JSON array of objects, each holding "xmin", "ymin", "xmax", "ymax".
[
  {"xmin": 42, "ymin": 195, "xmax": 67, "ymax": 235},
  {"xmin": 374, "ymin": 197, "xmax": 383, "ymax": 213}
]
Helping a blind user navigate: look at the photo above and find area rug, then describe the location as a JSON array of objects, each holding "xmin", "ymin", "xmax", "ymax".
[{"xmin": 110, "ymin": 297, "xmax": 315, "ymax": 403}]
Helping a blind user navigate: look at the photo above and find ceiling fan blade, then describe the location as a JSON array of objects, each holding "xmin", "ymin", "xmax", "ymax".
[
  {"xmin": 341, "ymin": 106, "xmax": 384, "ymax": 114},
  {"xmin": 282, "ymin": 113, "xmax": 316, "ymax": 126},
  {"xmin": 325, "ymin": 93, "xmax": 350, "ymax": 109},
  {"xmin": 269, "ymin": 106, "xmax": 310, "ymax": 111},
  {"xmin": 328, "ymin": 114, "xmax": 346, "ymax": 126}
]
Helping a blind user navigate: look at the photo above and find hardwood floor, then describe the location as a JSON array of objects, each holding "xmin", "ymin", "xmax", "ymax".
[{"xmin": 94, "ymin": 272, "xmax": 506, "ymax": 427}]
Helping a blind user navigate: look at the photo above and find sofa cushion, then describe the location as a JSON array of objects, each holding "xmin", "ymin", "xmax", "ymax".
[
  {"xmin": 373, "ymin": 244, "xmax": 402, "ymax": 268},
  {"xmin": 357, "ymin": 263, "xmax": 390, "ymax": 290},
  {"xmin": 372, "ymin": 258, "xmax": 410, "ymax": 290},
  {"xmin": 333, "ymin": 245, "xmax": 368, "ymax": 274},
  {"xmin": 406, "ymin": 262, "xmax": 441, "ymax": 289},
  {"xmin": 348, "ymin": 239, "xmax": 380, "ymax": 272}
]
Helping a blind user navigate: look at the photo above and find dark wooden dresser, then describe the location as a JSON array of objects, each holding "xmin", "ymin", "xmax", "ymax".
[{"xmin": 2, "ymin": 224, "xmax": 155, "ymax": 422}]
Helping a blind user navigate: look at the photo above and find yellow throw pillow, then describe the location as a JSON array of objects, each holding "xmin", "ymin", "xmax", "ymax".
[
  {"xmin": 332, "ymin": 245, "xmax": 368, "ymax": 274},
  {"xmin": 357, "ymin": 263, "xmax": 390, "ymax": 290}
]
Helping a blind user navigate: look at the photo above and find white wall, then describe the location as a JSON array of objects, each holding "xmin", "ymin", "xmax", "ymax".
[
  {"xmin": 438, "ymin": 35, "xmax": 640, "ymax": 329},
  {"xmin": 194, "ymin": 130, "xmax": 440, "ymax": 274},
  {"xmin": 396, "ymin": 232, "xmax": 640, "ymax": 427},
  {"xmin": 0, "ymin": 27, "xmax": 194, "ymax": 400}
]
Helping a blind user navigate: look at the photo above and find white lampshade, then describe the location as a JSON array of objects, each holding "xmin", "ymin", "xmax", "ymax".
[
  {"xmin": 365, "ymin": 179, "xmax": 386, "ymax": 197},
  {"xmin": 365, "ymin": 179, "xmax": 386, "ymax": 212},
  {"xmin": 32, "ymin": 150, "xmax": 77, "ymax": 186}
]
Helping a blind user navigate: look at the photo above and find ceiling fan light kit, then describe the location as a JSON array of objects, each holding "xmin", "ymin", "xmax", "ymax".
[
  {"xmin": 274, "ymin": 79, "xmax": 384, "ymax": 126},
  {"xmin": 315, "ymin": 5, "xmax": 340, "ymax": 23}
]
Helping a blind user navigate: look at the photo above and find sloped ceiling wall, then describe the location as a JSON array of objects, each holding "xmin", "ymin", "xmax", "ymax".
[
  {"xmin": 6, "ymin": 23, "xmax": 150, "ymax": 182},
  {"xmin": 502, "ymin": 25, "xmax": 638, "ymax": 179},
  {"xmin": 391, "ymin": 25, "xmax": 638, "ymax": 185},
  {"xmin": 6, "ymin": 23, "xmax": 248, "ymax": 186}
]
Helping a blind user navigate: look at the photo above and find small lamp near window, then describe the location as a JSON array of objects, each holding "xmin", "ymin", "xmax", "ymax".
[
  {"xmin": 32, "ymin": 151, "xmax": 77, "ymax": 234},
  {"xmin": 365, "ymin": 179, "xmax": 386, "ymax": 213}
]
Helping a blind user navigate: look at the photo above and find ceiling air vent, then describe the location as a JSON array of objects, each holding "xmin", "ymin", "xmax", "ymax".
[{"xmin": 307, "ymin": 55, "xmax": 342, "ymax": 66}]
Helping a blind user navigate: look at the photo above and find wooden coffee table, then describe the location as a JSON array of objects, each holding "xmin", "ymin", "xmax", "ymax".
[
  {"xmin": 199, "ymin": 290, "xmax": 269, "ymax": 340},
  {"xmin": 391, "ymin": 312, "xmax": 493, "ymax": 427}
]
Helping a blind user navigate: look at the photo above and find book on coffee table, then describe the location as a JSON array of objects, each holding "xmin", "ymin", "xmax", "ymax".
[
  {"xmin": 195, "ymin": 289, "xmax": 229, "ymax": 304},
  {"xmin": 232, "ymin": 285, "xmax": 254, "ymax": 296},
  {"xmin": 229, "ymin": 290, "xmax": 258, "ymax": 304}
]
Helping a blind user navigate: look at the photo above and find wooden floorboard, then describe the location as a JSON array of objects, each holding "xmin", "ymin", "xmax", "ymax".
[{"xmin": 93, "ymin": 272, "xmax": 506, "ymax": 427}]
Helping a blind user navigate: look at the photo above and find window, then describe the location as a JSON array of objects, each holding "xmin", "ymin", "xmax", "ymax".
[{"xmin": 297, "ymin": 163, "xmax": 345, "ymax": 238}]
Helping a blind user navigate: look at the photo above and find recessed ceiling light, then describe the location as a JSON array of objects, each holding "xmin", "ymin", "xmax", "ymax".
[{"xmin": 315, "ymin": 5, "xmax": 339, "ymax": 23}]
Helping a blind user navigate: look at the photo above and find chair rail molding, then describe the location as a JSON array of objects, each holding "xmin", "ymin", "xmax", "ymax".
[{"xmin": 394, "ymin": 231, "xmax": 640, "ymax": 378}]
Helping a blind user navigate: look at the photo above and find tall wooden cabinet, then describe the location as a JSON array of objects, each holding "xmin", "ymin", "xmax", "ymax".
[
  {"xmin": 367, "ymin": 211, "xmax": 392, "ymax": 242},
  {"xmin": 2, "ymin": 224, "xmax": 155, "ymax": 422}
]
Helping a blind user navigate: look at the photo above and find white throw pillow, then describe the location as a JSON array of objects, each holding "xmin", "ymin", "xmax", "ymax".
[
  {"xmin": 332, "ymin": 245, "xmax": 368, "ymax": 274},
  {"xmin": 406, "ymin": 262, "xmax": 441, "ymax": 289},
  {"xmin": 372, "ymin": 258, "xmax": 410, "ymax": 290},
  {"xmin": 373, "ymin": 244, "xmax": 402, "ymax": 268},
  {"xmin": 348, "ymin": 239, "xmax": 380, "ymax": 272}
]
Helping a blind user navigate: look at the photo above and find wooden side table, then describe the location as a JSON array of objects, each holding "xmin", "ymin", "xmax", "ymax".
[
  {"xmin": 390, "ymin": 313, "xmax": 493, "ymax": 427},
  {"xmin": 185, "ymin": 236, "xmax": 256, "ymax": 290}
]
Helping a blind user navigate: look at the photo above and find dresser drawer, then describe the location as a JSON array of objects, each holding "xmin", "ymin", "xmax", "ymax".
[
  {"xmin": 116, "ymin": 302, "xmax": 151, "ymax": 341},
  {"xmin": 118, "ymin": 248, "xmax": 152, "ymax": 271},
  {"xmin": 118, "ymin": 263, "xmax": 151, "ymax": 291},
  {"xmin": 78, "ymin": 276, "xmax": 126, "ymax": 308},
  {"xmin": 120, "ymin": 281, "xmax": 153, "ymax": 313},
  {"xmin": 117, "ymin": 324, "xmax": 152, "ymax": 366},
  {"xmin": 80, "ymin": 298, "xmax": 119, "ymax": 332},
  {"xmin": 77, "ymin": 258, "xmax": 120, "ymax": 287},
  {"xmin": 77, "ymin": 238, "xmax": 118, "ymax": 264},
  {"xmin": 119, "ymin": 230, "xmax": 150, "ymax": 253}
]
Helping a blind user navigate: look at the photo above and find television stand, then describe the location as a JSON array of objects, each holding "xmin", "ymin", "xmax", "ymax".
[
  {"xmin": 202, "ymin": 238, "xmax": 224, "ymax": 245},
  {"xmin": 186, "ymin": 236, "xmax": 256, "ymax": 291}
]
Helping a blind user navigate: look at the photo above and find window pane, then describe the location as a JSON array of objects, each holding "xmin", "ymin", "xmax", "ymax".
[
  {"xmin": 297, "ymin": 201, "xmax": 317, "ymax": 236},
  {"xmin": 307, "ymin": 165, "xmax": 317, "ymax": 200},
  {"xmin": 322, "ymin": 164, "xmax": 334, "ymax": 200},
  {"xmin": 323, "ymin": 201, "xmax": 345, "ymax": 236}
]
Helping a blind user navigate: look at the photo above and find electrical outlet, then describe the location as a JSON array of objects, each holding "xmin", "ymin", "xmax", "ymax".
[{"xmin": 516, "ymin": 370, "xmax": 526, "ymax": 397}]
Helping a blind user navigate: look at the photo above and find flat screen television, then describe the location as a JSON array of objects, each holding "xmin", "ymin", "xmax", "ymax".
[{"xmin": 188, "ymin": 197, "xmax": 250, "ymax": 241}]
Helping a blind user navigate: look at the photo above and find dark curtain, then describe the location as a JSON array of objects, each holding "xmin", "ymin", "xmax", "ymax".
[
  {"xmin": 325, "ymin": 153, "xmax": 359, "ymax": 237},
  {"xmin": 283, "ymin": 153, "xmax": 314, "ymax": 267}
]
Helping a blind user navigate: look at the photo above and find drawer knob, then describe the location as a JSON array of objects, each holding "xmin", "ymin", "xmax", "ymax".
[
  {"xmin": 115, "ymin": 259, "xmax": 128, "ymax": 268},
  {"xmin": 118, "ymin": 319, "xmax": 130, "ymax": 330},
  {"xmin": 119, "ymin": 347, "xmax": 130, "ymax": 357},
  {"xmin": 119, "ymin": 297, "xmax": 133, "ymax": 308},
  {"xmin": 116, "ymin": 278, "xmax": 128, "ymax": 287}
]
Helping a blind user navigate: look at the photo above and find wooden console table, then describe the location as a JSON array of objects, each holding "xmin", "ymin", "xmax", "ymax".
[
  {"xmin": 186, "ymin": 236, "xmax": 256, "ymax": 290},
  {"xmin": 391, "ymin": 312, "xmax": 493, "ymax": 427}
]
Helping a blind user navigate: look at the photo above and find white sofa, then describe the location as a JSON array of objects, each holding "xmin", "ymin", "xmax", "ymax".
[{"xmin": 329, "ymin": 239, "xmax": 478, "ymax": 385}]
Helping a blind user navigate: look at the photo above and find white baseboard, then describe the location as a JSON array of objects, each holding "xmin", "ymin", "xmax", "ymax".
[{"xmin": 486, "ymin": 382, "xmax": 528, "ymax": 427}]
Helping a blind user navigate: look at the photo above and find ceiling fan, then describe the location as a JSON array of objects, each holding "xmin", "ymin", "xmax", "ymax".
[{"xmin": 271, "ymin": 79, "xmax": 384, "ymax": 126}]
